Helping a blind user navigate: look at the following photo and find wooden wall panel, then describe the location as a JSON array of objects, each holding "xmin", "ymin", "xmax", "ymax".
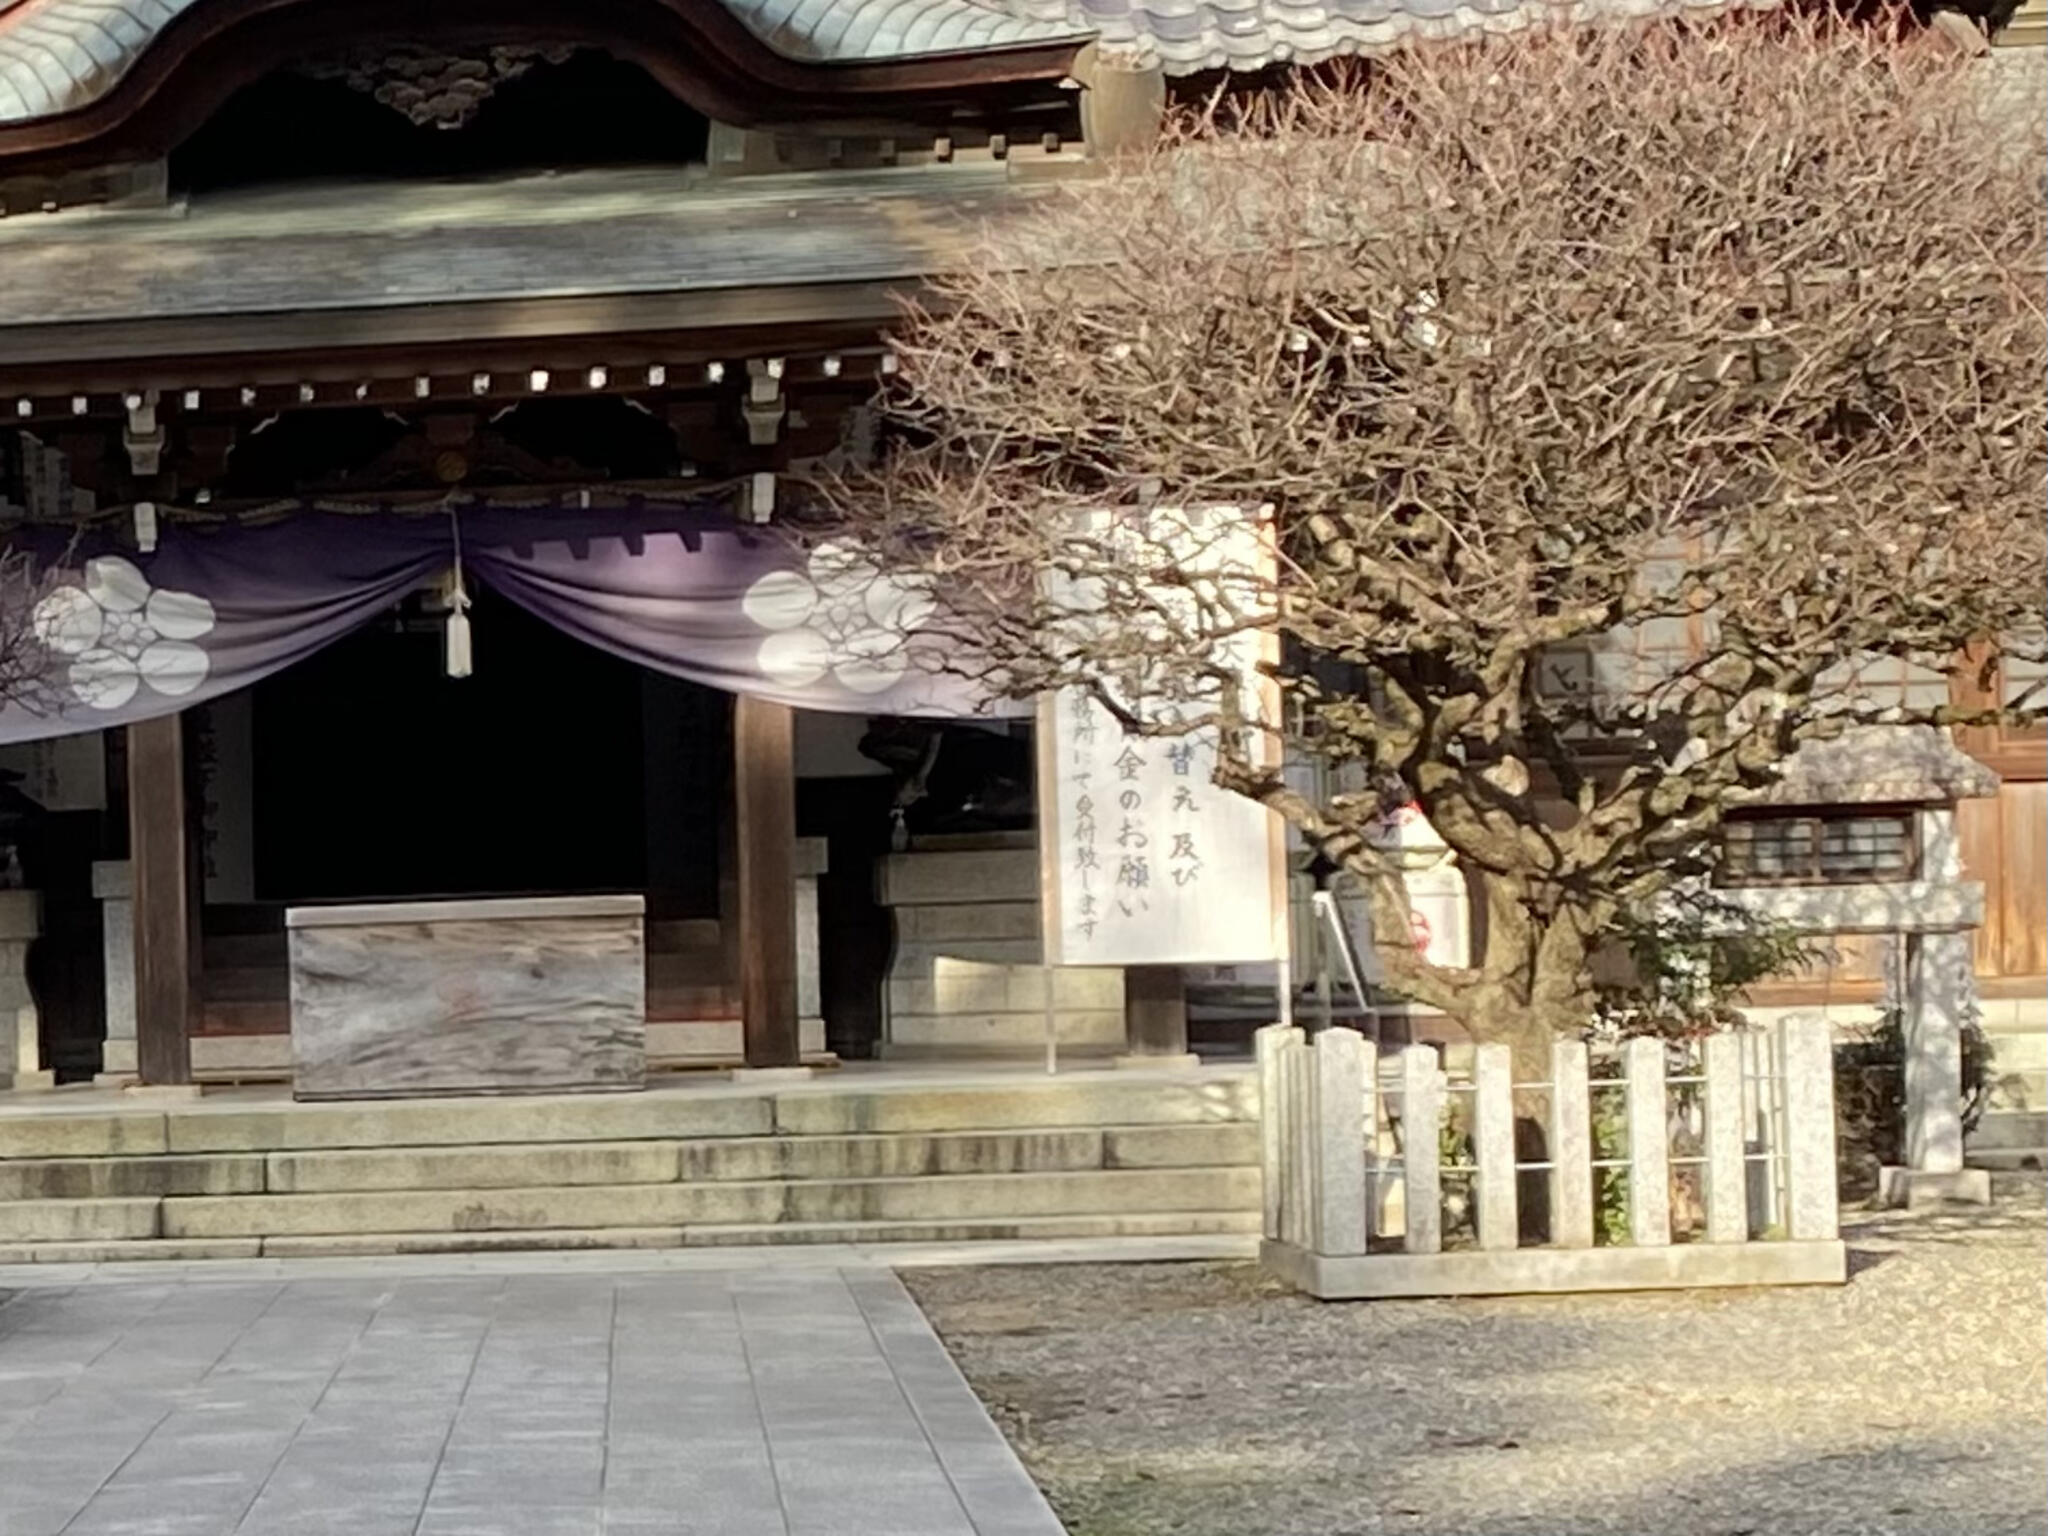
[
  {"xmin": 734, "ymin": 694, "xmax": 798, "ymax": 1069},
  {"xmin": 1745, "ymin": 932, "xmax": 1889, "ymax": 1009},
  {"xmin": 1960, "ymin": 792, "xmax": 2006, "ymax": 977},
  {"xmin": 1961, "ymin": 783, "xmax": 2047, "ymax": 983},
  {"xmin": 1993, "ymin": 783, "xmax": 2045, "ymax": 981}
]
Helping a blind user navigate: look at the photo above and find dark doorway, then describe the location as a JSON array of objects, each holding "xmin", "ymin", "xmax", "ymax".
[{"xmin": 251, "ymin": 587, "xmax": 647, "ymax": 902}]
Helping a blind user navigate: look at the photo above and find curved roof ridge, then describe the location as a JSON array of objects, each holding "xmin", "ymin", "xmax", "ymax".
[
  {"xmin": 995, "ymin": 0, "xmax": 1773, "ymax": 73},
  {"xmin": 726, "ymin": 0, "xmax": 1090, "ymax": 60},
  {"xmin": 0, "ymin": 0, "xmax": 1782, "ymax": 129},
  {"xmin": 0, "ymin": 0, "xmax": 1092, "ymax": 128},
  {"xmin": 0, "ymin": 0, "xmax": 197, "ymax": 127}
]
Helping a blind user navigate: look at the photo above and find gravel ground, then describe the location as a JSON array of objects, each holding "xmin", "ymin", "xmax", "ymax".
[{"xmin": 904, "ymin": 1176, "xmax": 2048, "ymax": 1536}]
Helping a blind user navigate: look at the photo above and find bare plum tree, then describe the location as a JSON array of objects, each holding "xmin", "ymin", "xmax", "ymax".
[{"xmin": 814, "ymin": 11, "xmax": 2048, "ymax": 1070}]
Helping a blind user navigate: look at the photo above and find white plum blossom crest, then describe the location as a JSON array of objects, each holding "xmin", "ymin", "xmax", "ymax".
[
  {"xmin": 31, "ymin": 557, "xmax": 216, "ymax": 711},
  {"xmin": 741, "ymin": 539, "xmax": 937, "ymax": 697}
]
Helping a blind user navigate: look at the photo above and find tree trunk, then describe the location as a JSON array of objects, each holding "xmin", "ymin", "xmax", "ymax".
[
  {"xmin": 1442, "ymin": 879, "xmax": 1598, "ymax": 1083},
  {"xmin": 1448, "ymin": 884, "xmax": 1598, "ymax": 1247}
]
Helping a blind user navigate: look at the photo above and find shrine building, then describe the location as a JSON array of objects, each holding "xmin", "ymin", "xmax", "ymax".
[
  {"xmin": 0, "ymin": 0, "xmax": 2038, "ymax": 1158},
  {"xmin": 0, "ymin": 0, "xmax": 1303, "ymax": 1098}
]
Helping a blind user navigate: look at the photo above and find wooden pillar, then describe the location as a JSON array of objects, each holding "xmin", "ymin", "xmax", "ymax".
[
  {"xmin": 128, "ymin": 714, "xmax": 192, "ymax": 1086},
  {"xmin": 734, "ymin": 694, "xmax": 799, "ymax": 1068},
  {"xmin": 1078, "ymin": 50, "xmax": 1166, "ymax": 158},
  {"xmin": 1123, "ymin": 964, "xmax": 1189, "ymax": 1059}
]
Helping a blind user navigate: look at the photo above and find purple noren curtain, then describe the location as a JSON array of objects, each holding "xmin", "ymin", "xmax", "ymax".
[{"xmin": 0, "ymin": 505, "xmax": 1006, "ymax": 745}]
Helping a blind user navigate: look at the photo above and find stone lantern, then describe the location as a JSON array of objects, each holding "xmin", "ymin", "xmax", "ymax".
[
  {"xmin": 0, "ymin": 888, "xmax": 53, "ymax": 1090},
  {"xmin": 1721, "ymin": 726, "xmax": 1998, "ymax": 1206}
]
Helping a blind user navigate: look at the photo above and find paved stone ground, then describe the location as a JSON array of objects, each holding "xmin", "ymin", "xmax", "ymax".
[
  {"xmin": 0, "ymin": 1268, "xmax": 1064, "ymax": 1536},
  {"xmin": 907, "ymin": 1175, "xmax": 2048, "ymax": 1536}
]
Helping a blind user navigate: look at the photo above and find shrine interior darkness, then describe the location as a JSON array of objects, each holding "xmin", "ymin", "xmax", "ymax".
[
  {"xmin": 248, "ymin": 588, "xmax": 725, "ymax": 913},
  {"xmin": 217, "ymin": 398, "xmax": 695, "ymax": 501},
  {"xmin": 170, "ymin": 50, "xmax": 712, "ymax": 193}
]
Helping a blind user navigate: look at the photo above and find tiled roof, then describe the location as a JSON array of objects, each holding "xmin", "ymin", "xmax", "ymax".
[
  {"xmin": 726, "ymin": 0, "xmax": 1093, "ymax": 61},
  {"xmin": 1012, "ymin": 0, "xmax": 1772, "ymax": 74},
  {"xmin": 0, "ymin": 0, "xmax": 1092, "ymax": 126},
  {"xmin": 0, "ymin": 0, "xmax": 187, "ymax": 125},
  {"xmin": 0, "ymin": 162, "xmax": 1034, "ymax": 331},
  {"xmin": 0, "ymin": 0, "xmax": 1771, "ymax": 127}
]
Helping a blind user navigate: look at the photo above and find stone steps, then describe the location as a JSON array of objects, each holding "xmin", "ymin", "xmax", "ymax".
[
  {"xmin": 157, "ymin": 1166, "xmax": 1259, "ymax": 1240},
  {"xmin": 0, "ymin": 1153, "xmax": 266, "ymax": 1200},
  {"xmin": 664, "ymin": 1210, "xmax": 1264, "ymax": 1247},
  {"xmin": 0, "ymin": 1198, "xmax": 162, "ymax": 1243},
  {"xmin": 0, "ymin": 1165, "xmax": 1257, "ymax": 1246},
  {"xmin": 0, "ymin": 1073, "xmax": 1262, "ymax": 1260},
  {"xmin": 0, "ymin": 1210, "xmax": 1264, "ymax": 1266},
  {"xmin": 0, "ymin": 1125, "xmax": 1255, "ymax": 1200}
]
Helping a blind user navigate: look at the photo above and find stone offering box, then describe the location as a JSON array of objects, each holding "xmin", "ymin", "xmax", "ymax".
[{"xmin": 287, "ymin": 895, "xmax": 647, "ymax": 1101}]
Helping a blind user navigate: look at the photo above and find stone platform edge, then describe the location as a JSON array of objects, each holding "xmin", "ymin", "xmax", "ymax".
[{"xmin": 1262, "ymin": 1237, "xmax": 1849, "ymax": 1299}]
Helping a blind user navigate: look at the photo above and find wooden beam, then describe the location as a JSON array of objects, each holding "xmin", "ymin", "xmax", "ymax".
[
  {"xmin": 1123, "ymin": 964, "xmax": 1189, "ymax": 1058},
  {"xmin": 734, "ymin": 693, "xmax": 800, "ymax": 1068},
  {"xmin": 0, "ymin": 282, "xmax": 918, "ymax": 380},
  {"xmin": 127, "ymin": 713, "xmax": 192, "ymax": 1086}
]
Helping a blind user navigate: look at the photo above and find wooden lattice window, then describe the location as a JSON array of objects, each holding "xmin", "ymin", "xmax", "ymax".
[{"xmin": 1721, "ymin": 809, "xmax": 1919, "ymax": 886}]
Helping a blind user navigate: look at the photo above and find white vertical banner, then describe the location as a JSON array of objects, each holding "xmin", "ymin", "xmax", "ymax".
[{"xmin": 1036, "ymin": 507, "xmax": 1287, "ymax": 968}]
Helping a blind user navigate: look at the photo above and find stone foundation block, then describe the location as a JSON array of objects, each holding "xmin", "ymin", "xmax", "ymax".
[
  {"xmin": 0, "ymin": 1197, "xmax": 160, "ymax": 1243},
  {"xmin": 778, "ymin": 1166, "xmax": 1261, "ymax": 1224},
  {"xmin": 882, "ymin": 1011, "xmax": 1125, "ymax": 1051},
  {"xmin": 263, "ymin": 1141, "xmax": 684, "ymax": 1194},
  {"xmin": 159, "ymin": 1180, "xmax": 790, "ymax": 1239},
  {"xmin": 1266, "ymin": 1237, "xmax": 1849, "ymax": 1299},
  {"xmin": 1877, "ymin": 1165, "xmax": 1994, "ymax": 1207},
  {"xmin": 1104, "ymin": 1123, "xmax": 1260, "ymax": 1169},
  {"xmin": 677, "ymin": 1210, "xmax": 1265, "ymax": 1247},
  {"xmin": 0, "ymin": 1113, "xmax": 170, "ymax": 1159},
  {"xmin": 257, "ymin": 1227, "xmax": 687, "ymax": 1259},
  {"xmin": 163, "ymin": 1092, "xmax": 773, "ymax": 1154},
  {"xmin": 772, "ymin": 1077, "xmax": 1258, "ymax": 1135},
  {"xmin": 0, "ymin": 1153, "xmax": 264, "ymax": 1200}
]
